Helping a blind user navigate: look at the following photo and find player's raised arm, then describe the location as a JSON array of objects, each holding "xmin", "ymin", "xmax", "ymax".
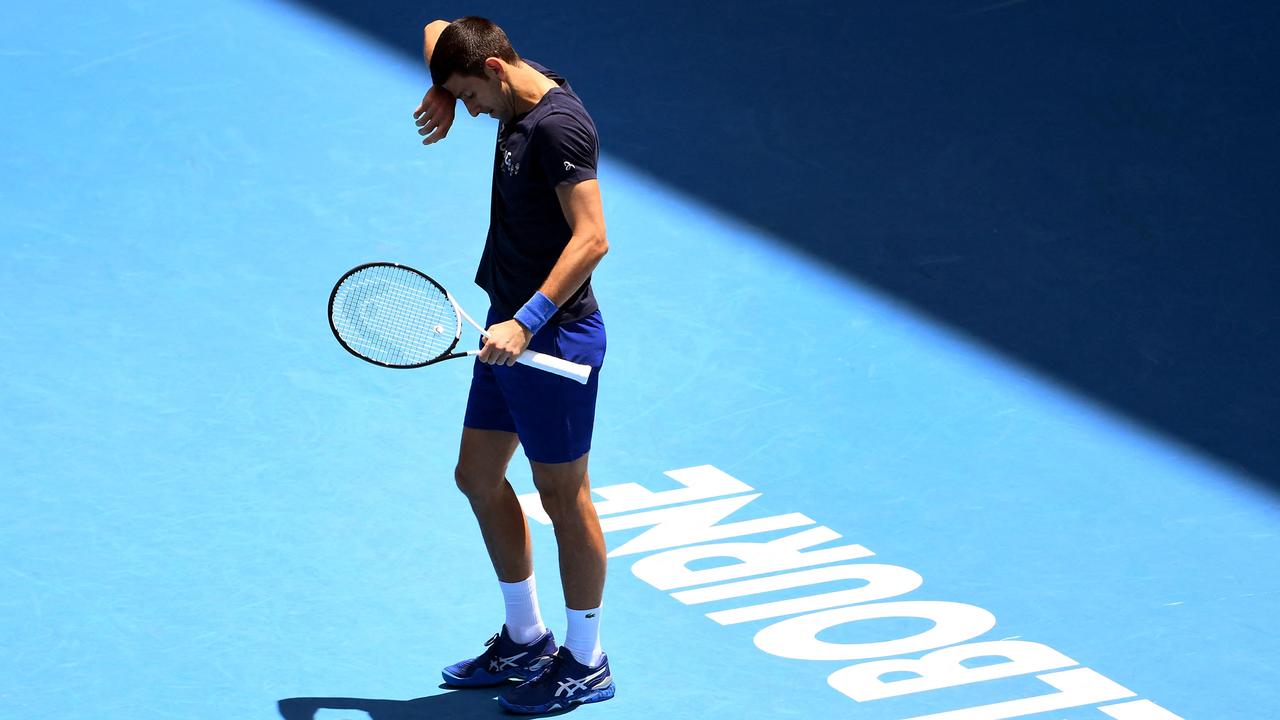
[
  {"xmin": 414, "ymin": 20, "xmax": 456, "ymax": 145},
  {"xmin": 423, "ymin": 19, "xmax": 450, "ymax": 66}
]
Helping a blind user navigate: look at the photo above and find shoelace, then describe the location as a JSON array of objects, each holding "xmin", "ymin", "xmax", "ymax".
[
  {"xmin": 471, "ymin": 633, "xmax": 500, "ymax": 665},
  {"xmin": 521, "ymin": 652, "xmax": 563, "ymax": 685}
]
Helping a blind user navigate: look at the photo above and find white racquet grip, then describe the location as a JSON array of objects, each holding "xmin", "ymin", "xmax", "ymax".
[{"xmin": 516, "ymin": 350, "xmax": 592, "ymax": 384}]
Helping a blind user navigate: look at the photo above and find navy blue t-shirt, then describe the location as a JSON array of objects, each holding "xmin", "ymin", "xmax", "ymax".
[{"xmin": 476, "ymin": 60, "xmax": 600, "ymax": 324}]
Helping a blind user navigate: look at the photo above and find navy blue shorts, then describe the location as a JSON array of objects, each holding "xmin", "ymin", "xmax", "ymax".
[{"xmin": 463, "ymin": 308, "xmax": 606, "ymax": 464}]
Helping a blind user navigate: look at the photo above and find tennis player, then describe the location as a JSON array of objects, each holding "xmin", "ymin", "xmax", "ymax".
[{"xmin": 413, "ymin": 16, "xmax": 614, "ymax": 714}]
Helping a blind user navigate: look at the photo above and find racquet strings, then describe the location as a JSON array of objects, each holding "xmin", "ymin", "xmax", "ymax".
[{"xmin": 331, "ymin": 265, "xmax": 458, "ymax": 366}]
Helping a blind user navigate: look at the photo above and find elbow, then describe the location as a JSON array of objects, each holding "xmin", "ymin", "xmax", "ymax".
[
  {"xmin": 424, "ymin": 20, "xmax": 450, "ymax": 63},
  {"xmin": 578, "ymin": 228, "xmax": 607, "ymax": 260}
]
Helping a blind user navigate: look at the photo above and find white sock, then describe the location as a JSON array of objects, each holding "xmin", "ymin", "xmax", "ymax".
[
  {"xmin": 499, "ymin": 575, "xmax": 547, "ymax": 644},
  {"xmin": 564, "ymin": 605, "xmax": 603, "ymax": 667}
]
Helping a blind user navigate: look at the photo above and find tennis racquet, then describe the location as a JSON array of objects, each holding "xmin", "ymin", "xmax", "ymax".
[{"xmin": 327, "ymin": 262, "xmax": 592, "ymax": 384}]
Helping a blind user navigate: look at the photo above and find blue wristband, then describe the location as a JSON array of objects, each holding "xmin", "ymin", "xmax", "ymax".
[{"xmin": 513, "ymin": 291, "xmax": 559, "ymax": 335}]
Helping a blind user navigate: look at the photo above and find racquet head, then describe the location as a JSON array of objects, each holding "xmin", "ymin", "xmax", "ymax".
[{"xmin": 328, "ymin": 262, "xmax": 462, "ymax": 368}]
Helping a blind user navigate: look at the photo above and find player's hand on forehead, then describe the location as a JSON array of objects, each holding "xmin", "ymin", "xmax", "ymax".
[{"xmin": 414, "ymin": 84, "xmax": 456, "ymax": 145}]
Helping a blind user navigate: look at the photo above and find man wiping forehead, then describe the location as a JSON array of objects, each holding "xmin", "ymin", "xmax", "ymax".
[{"xmin": 412, "ymin": 16, "xmax": 614, "ymax": 715}]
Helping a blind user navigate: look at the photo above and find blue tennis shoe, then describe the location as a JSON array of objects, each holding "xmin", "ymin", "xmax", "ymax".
[
  {"xmin": 441, "ymin": 626, "xmax": 558, "ymax": 687},
  {"xmin": 498, "ymin": 646, "xmax": 615, "ymax": 714}
]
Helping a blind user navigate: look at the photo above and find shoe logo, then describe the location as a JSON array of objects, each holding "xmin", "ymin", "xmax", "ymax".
[
  {"xmin": 489, "ymin": 652, "xmax": 528, "ymax": 673},
  {"xmin": 555, "ymin": 664, "xmax": 610, "ymax": 697}
]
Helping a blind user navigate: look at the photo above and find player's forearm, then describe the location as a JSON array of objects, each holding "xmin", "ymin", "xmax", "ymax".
[
  {"xmin": 423, "ymin": 20, "xmax": 450, "ymax": 66},
  {"xmin": 538, "ymin": 233, "xmax": 609, "ymax": 308}
]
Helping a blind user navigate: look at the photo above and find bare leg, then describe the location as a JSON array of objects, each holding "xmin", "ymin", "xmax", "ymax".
[
  {"xmin": 454, "ymin": 427, "xmax": 529, "ymax": 583},
  {"xmin": 530, "ymin": 453, "xmax": 606, "ymax": 610}
]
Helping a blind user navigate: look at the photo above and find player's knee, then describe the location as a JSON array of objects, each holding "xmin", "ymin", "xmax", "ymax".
[
  {"xmin": 531, "ymin": 478, "xmax": 585, "ymax": 523},
  {"xmin": 454, "ymin": 464, "xmax": 503, "ymax": 501}
]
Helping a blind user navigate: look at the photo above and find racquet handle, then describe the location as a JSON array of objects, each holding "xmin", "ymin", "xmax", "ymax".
[{"xmin": 516, "ymin": 350, "xmax": 592, "ymax": 384}]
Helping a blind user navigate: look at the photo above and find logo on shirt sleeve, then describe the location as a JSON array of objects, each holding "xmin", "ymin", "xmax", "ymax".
[{"xmin": 563, "ymin": 161, "xmax": 577, "ymax": 172}]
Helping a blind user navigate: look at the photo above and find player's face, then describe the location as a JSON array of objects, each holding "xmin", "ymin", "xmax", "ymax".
[{"xmin": 445, "ymin": 71, "xmax": 511, "ymax": 122}]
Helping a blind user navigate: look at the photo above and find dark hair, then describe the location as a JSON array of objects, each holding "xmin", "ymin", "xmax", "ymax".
[{"xmin": 430, "ymin": 17, "xmax": 521, "ymax": 87}]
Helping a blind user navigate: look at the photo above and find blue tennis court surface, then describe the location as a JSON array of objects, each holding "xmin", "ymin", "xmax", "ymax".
[{"xmin": 3, "ymin": 1, "xmax": 1277, "ymax": 719}]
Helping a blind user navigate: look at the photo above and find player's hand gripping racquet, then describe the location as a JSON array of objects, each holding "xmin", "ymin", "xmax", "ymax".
[{"xmin": 328, "ymin": 262, "xmax": 592, "ymax": 384}]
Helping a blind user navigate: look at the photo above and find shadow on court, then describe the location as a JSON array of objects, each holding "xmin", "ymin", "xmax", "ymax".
[
  {"xmin": 285, "ymin": 0, "xmax": 1280, "ymax": 484},
  {"xmin": 278, "ymin": 687, "xmax": 581, "ymax": 719}
]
